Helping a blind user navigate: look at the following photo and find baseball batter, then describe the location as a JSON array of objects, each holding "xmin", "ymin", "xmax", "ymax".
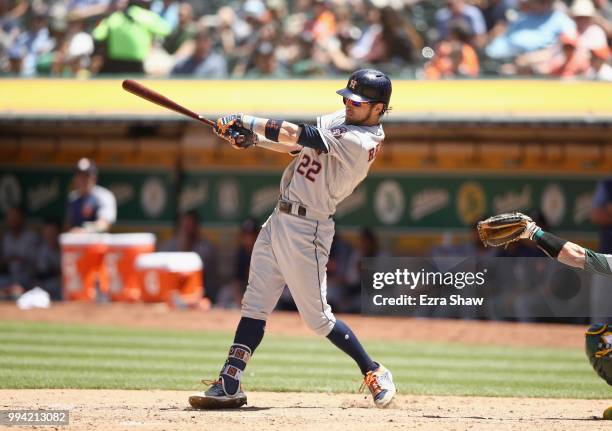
[{"xmin": 189, "ymin": 69, "xmax": 396, "ymax": 409}]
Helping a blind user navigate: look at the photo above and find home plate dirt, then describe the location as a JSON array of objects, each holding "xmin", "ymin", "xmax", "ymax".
[{"xmin": 1, "ymin": 389, "xmax": 608, "ymax": 431}]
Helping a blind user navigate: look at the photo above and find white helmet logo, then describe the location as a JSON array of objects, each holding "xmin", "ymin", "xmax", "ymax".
[{"xmin": 349, "ymin": 79, "xmax": 357, "ymax": 90}]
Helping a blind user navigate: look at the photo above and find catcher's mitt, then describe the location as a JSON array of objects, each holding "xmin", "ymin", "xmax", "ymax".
[{"xmin": 477, "ymin": 212, "xmax": 533, "ymax": 247}]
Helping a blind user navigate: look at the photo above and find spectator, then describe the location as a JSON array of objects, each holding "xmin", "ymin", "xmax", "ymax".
[
  {"xmin": 162, "ymin": 1, "xmax": 195, "ymax": 55},
  {"xmin": 545, "ymin": 0, "xmax": 610, "ymax": 77},
  {"xmin": 276, "ymin": 23, "xmax": 308, "ymax": 72},
  {"xmin": 485, "ymin": 0, "xmax": 575, "ymax": 61},
  {"xmin": 171, "ymin": 27, "xmax": 227, "ymax": 77},
  {"xmin": 242, "ymin": 0, "xmax": 267, "ymax": 34},
  {"xmin": 590, "ymin": 177, "xmax": 612, "ymax": 323},
  {"xmin": 66, "ymin": 158, "xmax": 117, "ymax": 233},
  {"xmin": 585, "ymin": 45, "xmax": 612, "ymax": 79},
  {"xmin": 379, "ymin": 6, "xmax": 423, "ymax": 66},
  {"xmin": 333, "ymin": 3, "xmax": 362, "ymax": 54},
  {"xmin": 352, "ymin": 5, "xmax": 422, "ymax": 69},
  {"xmin": 216, "ymin": 217, "xmax": 260, "ymax": 309},
  {"xmin": 8, "ymin": 5, "xmax": 55, "ymax": 76},
  {"xmin": 570, "ymin": 0, "xmax": 608, "ymax": 52},
  {"xmin": 266, "ymin": 0, "xmax": 289, "ymax": 25},
  {"xmin": 0, "ymin": 0, "xmax": 29, "ymax": 27},
  {"xmin": 349, "ymin": 7, "xmax": 383, "ymax": 63},
  {"xmin": 0, "ymin": 206, "xmax": 38, "ymax": 300},
  {"xmin": 51, "ymin": 18, "xmax": 94, "ymax": 76},
  {"xmin": 151, "ymin": 0, "xmax": 179, "ymax": 31},
  {"xmin": 306, "ymin": 0, "xmax": 337, "ymax": 43},
  {"xmin": 226, "ymin": 3, "xmax": 277, "ymax": 76},
  {"xmin": 67, "ymin": 0, "xmax": 111, "ymax": 21},
  {"xmin": 33, "ymin": 217, "xmax": 62, "ymax": 300},
  {"xmin": 479, "ymin": 0, "xmax": 520, "ymax": 36},
  {"xmin": 435, "ymin": 0, "xmax": 488, "ymax": 47},
  {"xmin": 0, "ymin": 1, "xmax": 23, "ymax": 73},
  {"xmin": 592, "ymin": 0, "xmax": 612, "ymax": 39},
  {"xmin": 159, "ymin": 209, "xmax": 218, "ymax": 302},
  {"xmin": 243, "ymin": 41, "xmax": 288, "ymax": 77},
  {"xmin": 91, "ymin": 0, "xmax": 171, "ymax": 74},
  {"xmin": 425, "ymin": 20, "xmax": 480, "ymax": 79},
  {"xmin": 543, "ymin": 31, "xmax": 582, "ymax": 76}
]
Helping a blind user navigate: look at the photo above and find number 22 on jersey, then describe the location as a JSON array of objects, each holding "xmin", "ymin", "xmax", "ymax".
[{"xmin": 296, "ymin": 154, "xmax": 322, "ymax": 182}]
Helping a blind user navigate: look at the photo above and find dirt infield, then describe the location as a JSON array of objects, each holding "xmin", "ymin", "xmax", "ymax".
[
  {"xmin": 2, "ymin": 303, "xmax": 606, "ymax": 430},
  {"xmin": 0, "ymin": 302, "xmax": 587, "ymax": 348},
  {"xmin": 1, "ymin": 389, "xmax": 609, "ymax": 431}
]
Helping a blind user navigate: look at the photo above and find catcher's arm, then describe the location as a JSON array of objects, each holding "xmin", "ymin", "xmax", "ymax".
[
  {"xmin": 556, "ymin": 239, "xmax": 612, "ymax": 276},
  {"xmin": 520, "ymin": 222, "xmax": 612, "ymax": 276},
  {"xmin": 477, "ymin": 212, "xmax": 612, "ymax": 277}
]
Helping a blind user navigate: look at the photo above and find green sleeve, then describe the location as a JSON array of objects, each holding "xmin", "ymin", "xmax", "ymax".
[
  {"xmin": 132, "ymin": 6, "xmax": 171, "ymax": 37},
  {"xmin": 584, "ymin": 249, "xmax": 612, "ymax": 277},
  {"xmin": 92, "ymin": 18, "xmax": 109, "ymax": 41}
]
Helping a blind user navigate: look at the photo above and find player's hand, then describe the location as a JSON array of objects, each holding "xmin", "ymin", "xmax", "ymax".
[
  {"xmin": 520, "ymin": 221, "xmax": 541, "ymax": 240},
  {"xmin": 226, "ymin": 126, "xmax": 257, "ymax": 150},
  {"xmin": 214, "ymin": 114, "xmax": 243, "ymax": 137}
]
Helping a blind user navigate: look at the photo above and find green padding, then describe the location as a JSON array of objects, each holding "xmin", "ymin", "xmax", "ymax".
[{"xmin": 585, "ymin": 324, "xmax": 612, "ymax": 386}]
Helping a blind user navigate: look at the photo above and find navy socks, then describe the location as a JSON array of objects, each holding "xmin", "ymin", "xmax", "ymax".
[
  {"xmin": 233, "ymin": 316, "xmax": 266, "ymax": 351},
  {"xmin": 220, "ymin": 317, "xmax": 375, "ymax": 395},
  {"xmin": 220, "ymin": 317, "xmax": 266, "ymax": 395},
  {"xmin": 326, "ymin": 319, "xmax": 377, "ymax": 375}
]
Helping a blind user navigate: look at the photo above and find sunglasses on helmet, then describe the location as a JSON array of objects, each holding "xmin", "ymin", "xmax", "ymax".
[{"xmin": 343, "ymin": 97, "xmax": 372, "ymax": 107}]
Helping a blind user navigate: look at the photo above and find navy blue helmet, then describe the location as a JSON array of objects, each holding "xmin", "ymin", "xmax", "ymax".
[{"xmin": 336, "ymin": 69, "xmax": 392, "ymax": 110}]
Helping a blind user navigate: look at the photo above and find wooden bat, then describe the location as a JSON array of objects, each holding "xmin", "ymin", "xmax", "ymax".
[{"xmin": 121, "ymin": 79, "xmax": 215, "ymax": 127}]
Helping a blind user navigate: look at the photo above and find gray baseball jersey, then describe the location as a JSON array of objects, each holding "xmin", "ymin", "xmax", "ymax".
[
  {"xmin": 280, "ymin": 109, "xmax": 384, "ymax": 216},
  {"xmin": 241, "ymin": 110, "xmax": 384, "ymax": 336}
]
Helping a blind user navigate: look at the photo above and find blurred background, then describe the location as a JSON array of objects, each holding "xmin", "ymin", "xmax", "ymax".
[{"xmin": 0, "ymin": 0, "xmax": 611, "ymax": 321}]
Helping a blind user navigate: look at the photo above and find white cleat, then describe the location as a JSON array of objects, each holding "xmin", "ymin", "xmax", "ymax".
[{"xmin": 361, "ymin": 364, "xmax": 396, "ymax": 408}]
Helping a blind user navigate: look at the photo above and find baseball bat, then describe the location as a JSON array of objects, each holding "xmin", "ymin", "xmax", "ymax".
[{"xmin": 121, "ymin": 79, "xmax": 215, "ymax": 127}]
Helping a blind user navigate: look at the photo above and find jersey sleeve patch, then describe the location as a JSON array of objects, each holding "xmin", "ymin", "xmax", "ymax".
[{"xmin": 330, "ymin": 126, "xmax": 348, "ymax": 138}]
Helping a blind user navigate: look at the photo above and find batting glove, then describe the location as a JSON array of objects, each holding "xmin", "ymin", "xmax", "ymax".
[
  {"xmin": 215, "ymin": 114, "xmax": 244, "ymax": 137},
  {"xmin": 226, "ymin": 126, "xmax": 257, "ymax": 150}
]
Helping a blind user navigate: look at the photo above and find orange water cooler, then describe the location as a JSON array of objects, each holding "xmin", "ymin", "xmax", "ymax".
[
  {"xmin": 135, "ymin": 252, "xmax": 204, "ymax": 306},
  {"xmin": 105, "ymin": 233, "xmax": 156, "ymax": 302},
  {"xmin": 60, "ymin": 233, "xmax": 108, "ymax": 301}
]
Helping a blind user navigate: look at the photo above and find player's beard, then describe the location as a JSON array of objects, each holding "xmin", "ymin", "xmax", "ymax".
[{"xmin": 345, "ymin": 105, "xmax": 376, "ymax": 126}]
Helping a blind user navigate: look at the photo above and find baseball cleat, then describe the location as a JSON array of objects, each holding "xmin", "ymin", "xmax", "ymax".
[
  {"xmin": 361, "ymin": 364, "xmax": 396, "ymax": 408},
  {"xmin": 189, "ymin": 379, "xmax": 247, "ymax": 410}
]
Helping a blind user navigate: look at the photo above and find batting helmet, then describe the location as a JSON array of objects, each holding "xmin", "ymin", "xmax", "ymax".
[{"xmin": 336, "ymin": 69, "xmax": 392, "ymax": 109}]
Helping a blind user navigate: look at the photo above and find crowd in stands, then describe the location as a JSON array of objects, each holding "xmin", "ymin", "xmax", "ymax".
[{"xmin": 0, "ymin": 0, "xmax": 610, "ymax": 80}]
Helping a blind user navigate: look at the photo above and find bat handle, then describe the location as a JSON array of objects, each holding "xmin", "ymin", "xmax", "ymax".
[{"xmin": 198, "ymin": 115, "xmax": 215, "ymax": 127}]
